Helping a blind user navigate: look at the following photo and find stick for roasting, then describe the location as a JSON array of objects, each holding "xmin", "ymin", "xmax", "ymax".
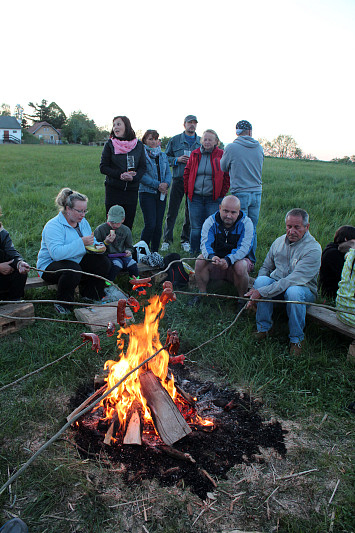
[
  {"xmin": 67, "ymin": 384, "xmax": 107, "ymax": 422},
  {"xmin": 0, "ymin": 343, "xmax": 170, "ymax": 496}
]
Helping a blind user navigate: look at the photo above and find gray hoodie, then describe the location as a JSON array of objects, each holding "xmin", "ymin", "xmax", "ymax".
[
  {"xmin": 220, "ymin": 136, "xmax": 264, "ymax": 194},
  {"xmin": 257, "ymin": 231, "xmax": 322, "ymax": 298}
]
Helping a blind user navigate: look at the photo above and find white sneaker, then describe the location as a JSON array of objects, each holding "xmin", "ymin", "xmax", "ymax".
[
  {"xmin": 160, "ymin": 242, "xmax": 170, "ymax": 251},
  {"xmin": 181, "ymin": 242, "xmax": 190, "ymax": 252}
]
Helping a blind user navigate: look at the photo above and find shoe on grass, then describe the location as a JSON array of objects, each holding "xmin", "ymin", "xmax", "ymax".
[
  {"xmin": 181, "ymin": 242, "xmax": 190, "ymax": 253},
  {"xmin": 54, "ymin": 303, "xmax": 71, "ymax": 314},
  {"xmin": 160, "ymin": 242, "xmax": 170, "ymax": 251},
  {"xmin": 253, "ymin": 329, "xmax": 272, "ymax": 342},
  {"xmin": 289, "ymin": 341, "xmax": 303, "ymax": 356}
]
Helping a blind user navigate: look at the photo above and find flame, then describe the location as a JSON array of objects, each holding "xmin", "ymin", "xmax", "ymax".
[{"xmin": 101, "ymin": 295, "xmax": 175, "ymax": 428}]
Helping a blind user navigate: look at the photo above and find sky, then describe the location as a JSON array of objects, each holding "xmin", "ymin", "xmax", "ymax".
[{"xmin": 2, "ymin": 0, "xmax": 354, "ymax": 160}]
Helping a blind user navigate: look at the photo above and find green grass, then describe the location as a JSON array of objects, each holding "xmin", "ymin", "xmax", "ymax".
[{"xmin": 0, "ymin": 145, "xmax": 354, "ymax": 532}]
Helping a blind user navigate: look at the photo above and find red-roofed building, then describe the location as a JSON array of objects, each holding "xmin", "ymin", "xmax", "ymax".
[{"xmin": 28, "ymin": 122, "xmax": 61, "ymax": 144}]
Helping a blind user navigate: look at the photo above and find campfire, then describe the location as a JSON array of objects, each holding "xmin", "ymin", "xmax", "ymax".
[
  {"xmin": 68, "ymin": 283, "xmax": 287, "ymax": 499},
  {"xmin": 69, "ymin": 285, "xmax": 213, "ymax": 449}
]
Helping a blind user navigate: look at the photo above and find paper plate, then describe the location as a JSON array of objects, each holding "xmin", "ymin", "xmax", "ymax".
[{"xmin": 85, "ymin": 244, "xmax": 106, "ymax": 253}]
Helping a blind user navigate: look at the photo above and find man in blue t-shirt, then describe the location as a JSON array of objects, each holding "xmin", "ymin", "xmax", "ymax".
[{"xmin": 161, "ymin": 115, "xmax": 201, "ymax": 252}]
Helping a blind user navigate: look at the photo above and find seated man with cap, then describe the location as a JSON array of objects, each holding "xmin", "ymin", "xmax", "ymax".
[{"xmin": 94, "ymin": 205, "xmax": 139, "ymax": 281}]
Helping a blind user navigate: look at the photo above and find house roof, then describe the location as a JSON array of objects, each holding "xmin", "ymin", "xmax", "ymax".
[
  {"xmin": 0, "ymin": 116, "xmax": 21, "ymax": 129},
  {"xmin": 28, "ymin": 121, "xmax": 60, "ymax": 135}
]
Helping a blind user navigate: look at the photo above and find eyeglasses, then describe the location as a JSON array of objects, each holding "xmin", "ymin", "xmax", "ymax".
[{"xmin": 71, "ymin": 208, "xmax": 89, "ymax": 215}]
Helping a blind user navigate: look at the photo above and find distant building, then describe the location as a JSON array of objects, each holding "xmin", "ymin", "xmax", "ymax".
[
  {"xmin": 0, "ymin": 116, "xmax": 21, "ymax": 144},
  {"xmin": 28, "ymin": 121, "xmax": 61, "ymax": 144}
]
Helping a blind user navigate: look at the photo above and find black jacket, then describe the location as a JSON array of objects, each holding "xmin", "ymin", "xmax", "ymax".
[
  {"xmin": 318, "ymin": 242, "xmax": 346, "ymax": 299},
  {"xmin": 100, "ymin": 139, "xmax": 146, "ymax": 194},
  {"xmin": 0, "ymin": 225, "xmax": 23, "ymax": 269}
]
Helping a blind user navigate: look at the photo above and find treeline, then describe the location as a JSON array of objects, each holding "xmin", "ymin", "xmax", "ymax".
[
  {"xmin": 258, "ymin": 134, "xmax": 317, "ymax": 160},
  {"xmin": 1, "ymin": 100, "xmax": 109, "ymax": 145}
]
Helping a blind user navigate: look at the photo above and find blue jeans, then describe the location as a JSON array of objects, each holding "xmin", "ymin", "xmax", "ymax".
[
  {"xmin": 162, "ymin": 178, "xmax": 190, "ymax": 244},
  {"xmin": 139, "ymin": 192, "xmax": 167, "ymax": 252},
  {"xmin": 235, "ymin": 191, "xmax": 261, "ymax": 264},
  {"xmin": 188, "ymin": 195, "xmax": 222, "ymax": 254},
  {"xmin": 253, "ymin": 276, "xmax": 316, "ymax": 343}
]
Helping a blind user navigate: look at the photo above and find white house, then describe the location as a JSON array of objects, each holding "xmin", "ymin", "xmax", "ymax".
[{"xmin": 0, "ymin": 116, "xmax": 21, "ymax": 144}]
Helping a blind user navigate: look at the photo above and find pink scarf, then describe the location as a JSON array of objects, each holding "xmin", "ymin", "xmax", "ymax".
[{"xmin": 111, "ymin": 137, "xmax": 138, "ymax": 154}]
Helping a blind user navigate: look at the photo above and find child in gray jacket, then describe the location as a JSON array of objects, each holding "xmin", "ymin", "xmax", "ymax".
[{"xmin": 94, "ymin": 205, "xmax": 139, "ymax": 281}]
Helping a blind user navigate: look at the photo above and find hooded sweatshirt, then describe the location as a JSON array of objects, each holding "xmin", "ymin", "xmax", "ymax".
[{"xmin": 220, "ymin": 136, "xmax": 264, "ymax": 194}]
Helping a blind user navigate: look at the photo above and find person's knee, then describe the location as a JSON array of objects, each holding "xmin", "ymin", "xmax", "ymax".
[
  {"xmin": 285, "ymin": 285, "xmax": 306, "ymax": 302},
  {"xmin": 233, "ymin": 260, "xmax": 248, "ymax": 277},
  {"xmin": 254, "ymin": 275, "xmax": 272, "ymax": 290}
]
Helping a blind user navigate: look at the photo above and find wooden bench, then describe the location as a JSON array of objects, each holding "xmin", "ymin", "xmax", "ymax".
[{"xmin": 307, "ymin": 306, "xmax": 355, "ymax": 360}]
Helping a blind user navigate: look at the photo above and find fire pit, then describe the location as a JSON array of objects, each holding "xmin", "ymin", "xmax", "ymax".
[{"xmin": 68, "ymin": 288, "xmax": 287, "ymax": 499}]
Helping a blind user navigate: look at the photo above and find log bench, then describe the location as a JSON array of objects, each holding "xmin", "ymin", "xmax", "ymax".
[{"xmin": 307, "ymin": 306, "xmax": 355, "ymax": 360}]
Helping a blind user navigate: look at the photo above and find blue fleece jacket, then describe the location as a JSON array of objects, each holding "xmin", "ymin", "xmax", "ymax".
[{"xmin": 37, "ymin": 212, "xmax": 97, "ymax": 274}]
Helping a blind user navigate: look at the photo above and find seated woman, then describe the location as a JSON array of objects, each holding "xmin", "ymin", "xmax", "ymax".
[
  {"xmin": 37, "ymin": 188, "xmax": 111, "ymax": 314},
  {"xmin": 183, "ymin": 129, "xmax": 230, "ymax": 255},
  {"xmin": 0, "ymin": 207, "xmax": 30, "ymax": 301},
  {"xmin": 319, "ymin": 225, "xmax": 355, "ymax": 299},
  {"xmin": 100, "ymin": 115, "xmax": 146, "ymax": 230},
  {"xmin": 139, "ymin": 129, "xmax": 172, "ymax": 252},
  {"xmin": 336, "ymin": 245, "xmax": 355, "ymax": 327}
]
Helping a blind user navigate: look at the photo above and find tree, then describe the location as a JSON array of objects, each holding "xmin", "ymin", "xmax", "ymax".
[
  {"xmin": 25, "ymin": 99, "xmax": 66, "ymax": 129},
  {"xmin": 259, "ymin": 134, "xmax": 304, "ymax": 159},
  {"xmin": 160, "ymin": 136, "xmax": 171, "ymax": 151},
  {"xmin": 61, "ymin": 111, "xmax": 100, "ymax": 144},
  {"xmin": 1, "ymin": 103, "xmax": 11, "ymax": 116}
]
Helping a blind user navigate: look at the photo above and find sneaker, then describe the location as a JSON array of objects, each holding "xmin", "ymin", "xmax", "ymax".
[
  {"xmin": 253, "ymin": 329, "xmax": 272, "ymax": 342},
  {"xmin": 160, "ymin": 242, "xmax": 170, "ymax": 252},
  {"xmin": 54, "ymin": 303, "xmax": 71, "ymax": 314},
  {"xmin": 181, "ymin": 242, "xmax": 190, "ymax": 253},
  {"xmin": 290, "ymin": 341, "xmax": 303, "ymax": 356}
]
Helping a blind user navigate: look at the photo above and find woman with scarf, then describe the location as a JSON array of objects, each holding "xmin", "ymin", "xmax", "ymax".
[
  {"xmin": 100, "ymin": 116, "xmax": 146, "ymax": 229},
  {"xmin": 138, "ymin": 130, "xmax": 172, "ymax": 252},
  {"xmin": 183, "ymin": 129, "xmax": 230, "ymax": 256}
]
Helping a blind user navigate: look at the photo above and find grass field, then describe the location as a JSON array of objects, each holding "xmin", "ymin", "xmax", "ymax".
[{"xmin": 0, "ymin": 145, "xmax": 354, "ymax": 532}]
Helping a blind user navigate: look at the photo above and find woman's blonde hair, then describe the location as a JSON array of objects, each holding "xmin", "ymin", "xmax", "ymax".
[
  {"xmin": 202, "ymin": 129, "xmax": 220, "ymax": 147},
  {"xmin": 55, "ymin": 188, "xmax": 88, "ymax": 213}
]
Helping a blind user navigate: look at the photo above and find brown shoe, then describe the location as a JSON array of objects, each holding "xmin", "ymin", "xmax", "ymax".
[
  {"xmin": 290, "ymin": 341, "xmax": 303, "ymax": 356},
  {"xmin": 253, "ymin": 329, "xmax": 272, "ymax": 342}
]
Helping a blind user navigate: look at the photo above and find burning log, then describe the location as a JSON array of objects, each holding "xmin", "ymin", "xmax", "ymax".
[
  {"xmin": 139, "ymin": 370, "xmax": 191, "ymax": 446},
  {"xmin": 67, "ymin": 384, "xmax": 107, "ymax": 423},
  {"xmin": 123, "ymin": 400, "xmax": 143, "ymax": 445},
  {"xmin": 104, "ymin": 410, "xmax": 119, "ymax": 445},
  {"xmin": 174, "ymin": 383, "xmax": 196, "ymax": 406}
]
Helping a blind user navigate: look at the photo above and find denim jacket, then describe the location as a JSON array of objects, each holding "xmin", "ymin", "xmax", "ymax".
[
  {"xmin": 139, "ymin": 150, "xmax": 172, "ymax": 194},
  {"xmin": 165, "ymin": 133, "xmax": 201, "ymax": 179}
]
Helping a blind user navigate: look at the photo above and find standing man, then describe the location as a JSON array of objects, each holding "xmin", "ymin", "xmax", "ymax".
[
  {"xmin": 245, "ymin": 209, "xmax": 322, "ymax": 355},
  {"xmin": 161, "ymin": 115, "xmax": 201, "ymax": 252},
  {"xmin": 192, "ymin": 196, "xmax": 254, "ymax": 307},
  {"xmin": 220, "ymin": 120, "xmax": 264, "ymax": 265}
]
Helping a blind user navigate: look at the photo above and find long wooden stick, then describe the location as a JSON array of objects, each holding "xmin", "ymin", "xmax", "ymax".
[
  {"xmin": 0, "ymin": 341, "xmax": 90, "ymax": 393},
  {"xmin": 0, "ymin": 343, "xmax": 169, "ymax": 496}
]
